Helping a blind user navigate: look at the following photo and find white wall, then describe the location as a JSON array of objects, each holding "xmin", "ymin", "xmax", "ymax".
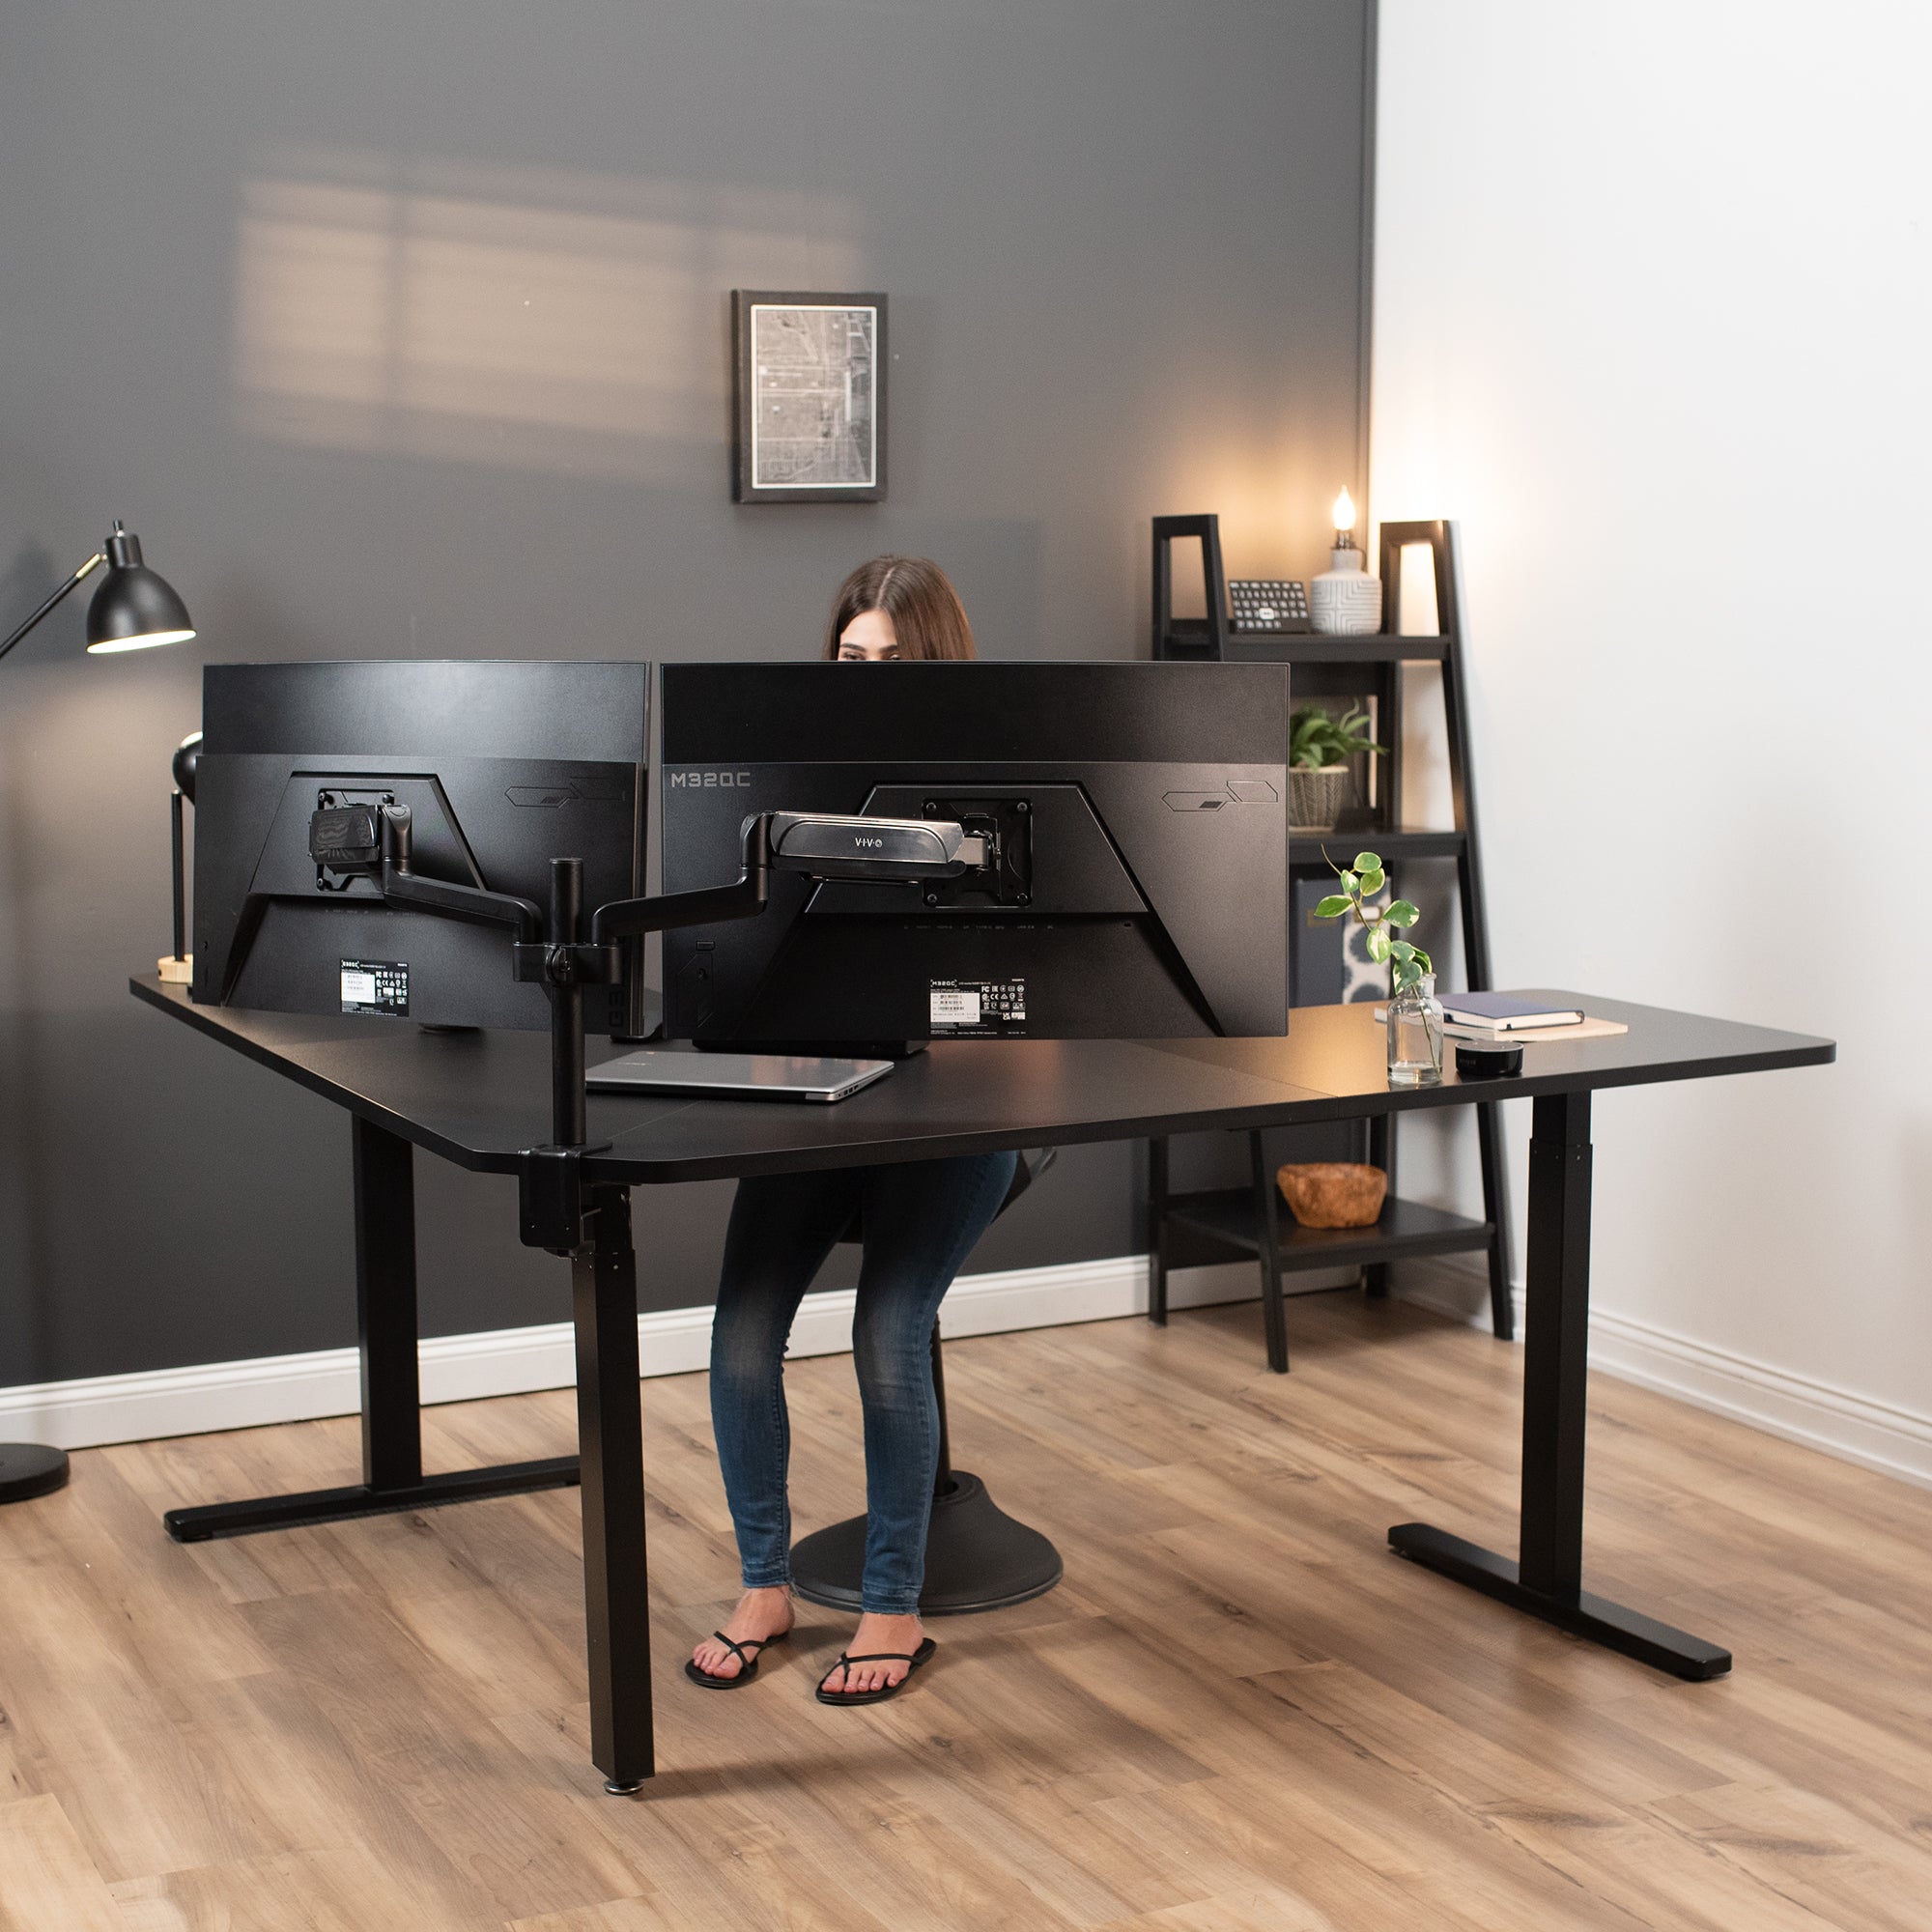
[{"xmin": 1373, "ymin": 3, "xmax": 1932, "ymax": 1470}]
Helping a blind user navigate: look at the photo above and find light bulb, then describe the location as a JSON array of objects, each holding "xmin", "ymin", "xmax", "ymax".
[{"xmin": 1331, "ymin": 488, "xmax": 1356, "ymax": 533}]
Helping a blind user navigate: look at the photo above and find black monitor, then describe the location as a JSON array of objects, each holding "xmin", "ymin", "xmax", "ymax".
[
  {"xmin": 191, "ymin": 660, "xmax": 651, "ymax": 1033},
  {"xmin": 659, "ymin": 661, "xmax": 1289, "ymax": 1048}
]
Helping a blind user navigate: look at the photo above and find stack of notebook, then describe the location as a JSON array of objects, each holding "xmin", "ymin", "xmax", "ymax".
[
  {"xmin": 1374, "ymin": 994, "xmax": 1628, "ymax": 1041},
  {"xmin": 1437, "ymin": 993, "xmax": 1584, "ymax": 1033}
]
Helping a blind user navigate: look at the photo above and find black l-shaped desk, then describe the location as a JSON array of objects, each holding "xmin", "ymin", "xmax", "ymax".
[{"xmin": 131, "ymin": 977, "xmax": 1833, "ymax": 1794}]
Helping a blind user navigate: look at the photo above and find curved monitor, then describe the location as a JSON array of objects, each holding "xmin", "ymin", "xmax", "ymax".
[
  {"xmin": 659, "ymin": 661, "xmax": 1289, "ymax": 1048},
  {"xmin": 191, "ymin": 660, "xmax": 651, "ymax": 1034}
]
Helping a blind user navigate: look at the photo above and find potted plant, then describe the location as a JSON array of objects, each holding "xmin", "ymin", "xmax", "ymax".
[
  {"xmin": 1288, "ymin": 704, "xmax": 1383, "ymax": 832},
  {"xmin": 1314, "ymin": 850, "xmax": 1442, "ymax": 1087}
]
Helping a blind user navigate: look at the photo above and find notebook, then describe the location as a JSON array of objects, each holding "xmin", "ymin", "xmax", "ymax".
[{"xmin": 1438, "ymin": 992, "xmax": 1585, "ymax": 1032}]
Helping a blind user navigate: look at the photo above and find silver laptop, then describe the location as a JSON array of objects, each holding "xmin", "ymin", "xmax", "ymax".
[{"xmin": 586, "ymin": 1047, "xmax": 895, "ymax": 1104}]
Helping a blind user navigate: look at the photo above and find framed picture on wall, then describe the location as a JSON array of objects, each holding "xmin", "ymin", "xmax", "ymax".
[{"xmin": 731, "ymin": 291, "xmax": 888, "ymax": 503}]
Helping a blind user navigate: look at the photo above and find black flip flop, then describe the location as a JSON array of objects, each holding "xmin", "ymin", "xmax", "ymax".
[
  {"xmin": 814, "ymin": 1635, "xmax": 937, "ymax": 1706},
  {"xmin": 684, "ymin": 1627, "xmax": 788, "ymax": 1690}
]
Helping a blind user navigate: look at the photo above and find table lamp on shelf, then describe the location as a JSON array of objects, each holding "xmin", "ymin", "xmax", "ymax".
[
  {"xmin": 1309, "ymin": 488, "xmax": 1383, "ymax": 636},
  {"xmin": 0, "ymin": 520, "xmax": 196, "ymax": 1506}
]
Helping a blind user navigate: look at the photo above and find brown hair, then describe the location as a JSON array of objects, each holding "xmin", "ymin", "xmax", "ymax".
[{"xmin": 821, "ymin": 555, "xmax": 977, "ymax": 660}]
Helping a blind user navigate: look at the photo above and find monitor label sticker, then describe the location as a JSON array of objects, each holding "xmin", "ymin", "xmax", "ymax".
[
  {"xmin": 929, "ymin": 978, "xmax": 1026, "ymax": 1036},
  {"xmin": 341, "ymin": 958, "xmax": 409, "ymax": 1016}
]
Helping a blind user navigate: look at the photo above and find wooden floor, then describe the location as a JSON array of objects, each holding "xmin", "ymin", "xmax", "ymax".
[{"xmin": 5, "ymin": 1292, "xmax": 1932, "ymax": 1932}]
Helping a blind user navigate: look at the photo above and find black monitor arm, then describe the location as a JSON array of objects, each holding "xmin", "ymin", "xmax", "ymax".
[
  {"xmin": 319, "ymin": 805, "xmax": 978, "ymax": 1252},
  {"xmin": 376, "ymin": 806, "xmax": 545, "ymax": 940},
  {"xmin": 589, "ymin": 812, "xmax": 773, "ymax": 948}
]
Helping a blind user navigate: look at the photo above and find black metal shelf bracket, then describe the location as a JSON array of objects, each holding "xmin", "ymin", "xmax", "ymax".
[{"xmin": 1148, "ymin": 514, "xmax": 1517, "ymax": 1370}]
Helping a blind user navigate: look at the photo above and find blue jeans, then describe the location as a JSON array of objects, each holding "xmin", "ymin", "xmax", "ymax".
[{"xmin": 709, "ymin": 1151, "xmax": 1018, "ymax": 1616}]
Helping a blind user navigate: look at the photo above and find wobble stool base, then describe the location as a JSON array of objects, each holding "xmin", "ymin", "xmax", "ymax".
[
  {"xmin": 0, "ymin": 1442, "xmax": 71, "ymax": 1505},
  {"xmin": 790, "ymin": 1470, "xmax": 1063, "ymax": 1615}
]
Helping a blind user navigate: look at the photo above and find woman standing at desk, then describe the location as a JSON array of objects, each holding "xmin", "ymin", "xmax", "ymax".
[{"xmin": 687, "ymin": 557, "xmax": 1017, "ymax": 1705}]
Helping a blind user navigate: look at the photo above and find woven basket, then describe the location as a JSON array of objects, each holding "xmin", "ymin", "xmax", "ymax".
[
  {"xmin": 1276, "ymin": 1162, "xmax": 1388, "ymax": 1229},
  {"xmin": 1288, "ymin": 765, "xmax": 1351, "ymax": 832}
]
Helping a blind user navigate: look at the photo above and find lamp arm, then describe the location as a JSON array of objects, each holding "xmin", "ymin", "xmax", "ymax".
[{"xmin": 0, "ymin": 553, "xmax": 104, "ymax": 666}]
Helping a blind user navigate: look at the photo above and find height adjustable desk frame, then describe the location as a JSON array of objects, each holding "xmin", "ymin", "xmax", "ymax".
[{"xmin": 132, "ymin": 979, "xmax": 1831, "ymax": 1796}]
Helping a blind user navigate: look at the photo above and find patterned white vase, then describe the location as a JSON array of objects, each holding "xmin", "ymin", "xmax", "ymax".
[{"xmin": 1310, "ymin": 544, "xmax": 1383, "ymax": 636}]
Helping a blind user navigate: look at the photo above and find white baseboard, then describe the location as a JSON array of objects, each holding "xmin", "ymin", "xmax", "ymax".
[
  {"xmin": 20, "ymin": 1250, "xmax": 1922, "ymax": 1497},
  {"xmin": 1396, "ymin": 1257, "xmax": 1932, "ymax": 1493},
  {"xmin": 0, "ymin": 1254, "xmax": 1314, "ymax": 1453},
  {"xmin": 1584, "ymin": 1307, "xmax": 1932, "ymax": 1493}
]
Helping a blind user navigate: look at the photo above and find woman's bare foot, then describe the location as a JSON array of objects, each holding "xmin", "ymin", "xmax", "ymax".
[
  {"xmin": 690, "ymin": 1585, "xmax": 795, "ymax": 1682},
  {"xmin": 819, "ymin": 1611, "xmax": 925, "ymax": 1695}
]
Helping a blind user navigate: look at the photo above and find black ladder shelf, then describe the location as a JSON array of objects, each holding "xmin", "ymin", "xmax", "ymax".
[{"xmin": 1148, "ymin": 515, "xmax": 1515, "ymax": 1371}]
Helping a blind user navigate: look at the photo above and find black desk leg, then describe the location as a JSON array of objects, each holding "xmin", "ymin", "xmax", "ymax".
[
  {"xmin": 1363, "ymin": 1115, "xmax": 1392, "ymax": 1297},
  {"xmin": 358, "ymin": 1112, "xmax": 424, "ymax": 1491},
  {"xmin": 1147, "ymin": 1138, "xmax": 1170, "ymax": 1325},
  {"xmin": 1476, "ymin": 1099, "xmax": 1517, "ymax": 1340},
  {"xmin": 1250, "ymin": 1132, "xmax": 1290, "ymax": 1374},
  {"xmin": 1388, "ymin": 1091, "xmax": 1731, "ymax": 1680},
  {"xmin": 164, "ymin": 1118, "xmax": 581, "ymax": 1543},
  {"xmin": 573, "ymin": 1184, "xmax": 654, "ymax": 1794}
]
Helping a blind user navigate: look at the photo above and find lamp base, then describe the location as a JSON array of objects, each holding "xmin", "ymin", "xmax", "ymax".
[
  {"xmin": 789, "ymin": 1470, "xmax": 1063, "ymax": 1615},
  {"xmin": 0, "ymin": 1442, "xmax": 71, "ymax": 1505}
]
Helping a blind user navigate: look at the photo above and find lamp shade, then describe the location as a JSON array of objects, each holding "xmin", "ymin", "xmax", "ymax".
[{"xmin": 85, "ymin": 525, "xmax": 195, "ymax": 654}]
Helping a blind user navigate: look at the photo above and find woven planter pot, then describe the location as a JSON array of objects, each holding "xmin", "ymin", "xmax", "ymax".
[{"xmin": 1288, "ymin": 765, "xmax": 1351, "ymax": 832}]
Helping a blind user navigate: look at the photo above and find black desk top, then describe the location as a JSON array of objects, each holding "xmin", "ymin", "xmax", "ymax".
[{"xmin": 132, "ymin": 978, "xmax": 1833, "ymax": 1184}]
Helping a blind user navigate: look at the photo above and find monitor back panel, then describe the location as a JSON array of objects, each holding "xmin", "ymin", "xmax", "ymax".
[
  {"xmin": 660, "ymin": 662, "xmax": 1289, "ymax": 1044},
  {"xmin": 193, "ymin": 660, "xmax": 649, "ymax": 1033}
]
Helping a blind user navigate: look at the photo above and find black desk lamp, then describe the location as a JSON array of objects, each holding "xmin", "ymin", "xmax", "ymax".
[
  {"xmin": 0, "ymin": 522, "xmax": 196, "ymax": 667},
  {"xmin": 0, "ymin": 521, "xmax": 195, "ymax": 1506}
]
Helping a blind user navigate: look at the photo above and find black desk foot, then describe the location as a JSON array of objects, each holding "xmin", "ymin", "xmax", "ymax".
[
  {"xmin": 791, "ymin": 1470, "xmax": 1063, "ymax": 1615},
  {"xmin": 604, "ymin": 1776, "xmax": 645, "ymax": 1796},
  {"xmin": 1388, "ymin": 1522, "xmax": 1731, "ymax": 1681},
  {"xmin": 164, "ymin": 1455, "xmax": 582, "ymax": 1542}
]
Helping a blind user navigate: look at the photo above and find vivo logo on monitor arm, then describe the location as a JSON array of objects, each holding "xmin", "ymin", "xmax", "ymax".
[
  {"xmin": 855, "ymin": 836, "xmax": 882, "ymax": 848},
  {"xmin": 668, "ymin": 771, "xmax": 753, "ymax": 788}
]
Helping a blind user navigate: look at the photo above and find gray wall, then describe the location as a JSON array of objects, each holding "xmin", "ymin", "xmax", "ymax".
[{"xmin": 0, "ymin": 0, "xmax": 1372, "ymax": 1385}]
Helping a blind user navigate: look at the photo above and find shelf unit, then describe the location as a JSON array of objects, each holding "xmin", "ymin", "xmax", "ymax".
[{"xmin": 1148, "ymin": 516, "xmax": 1515, "ymax": 1371}]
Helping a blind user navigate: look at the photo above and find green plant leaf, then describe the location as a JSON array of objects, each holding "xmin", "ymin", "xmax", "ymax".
[
  {"xmin": 1358, "ymin": 867, "xmax": 1385, "ymax": 896},
  {"xmin": 1383, "ymin": 899, "xmax": 1419, "ymax": 927},
  {"xmin": 1367, "ymin": 928, "xmax": 1392, "ymax": 963},
  {"xmin": 1338, "ymin": 871, "xmax": 1359, "ymax": 898},
  {"xmin": 1352, "ymin": 852, "xmax": 1382, "ymax": 873},
  {"xmin": 1389, "ymin": 940, "xmax": 1415, "ymax": 961},
  {"xmin": 1313, "ymin": 895, "xmax": 1351, "ymax": 919},
  {"xmin": 1289, "ymin": 703, "xmax": 1384, "ymax": 767},
  {"xmin": 1412, "ymin": 945, "xmax": 1433, "ymax": 974}
]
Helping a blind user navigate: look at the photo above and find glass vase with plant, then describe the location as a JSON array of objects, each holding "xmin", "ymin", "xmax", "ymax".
[
  {"xmin": 1288, "ymin": 704, "xmax": 1383, "ymax": 832},
  {"xmin": 1314, "ymin": 850, "xmax": 1442, "ymax": 1087}
]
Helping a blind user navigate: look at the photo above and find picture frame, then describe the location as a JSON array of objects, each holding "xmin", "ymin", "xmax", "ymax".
[{"xmin": 731, "ymin": 291, "xmax": 888, "ymax": 503}]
